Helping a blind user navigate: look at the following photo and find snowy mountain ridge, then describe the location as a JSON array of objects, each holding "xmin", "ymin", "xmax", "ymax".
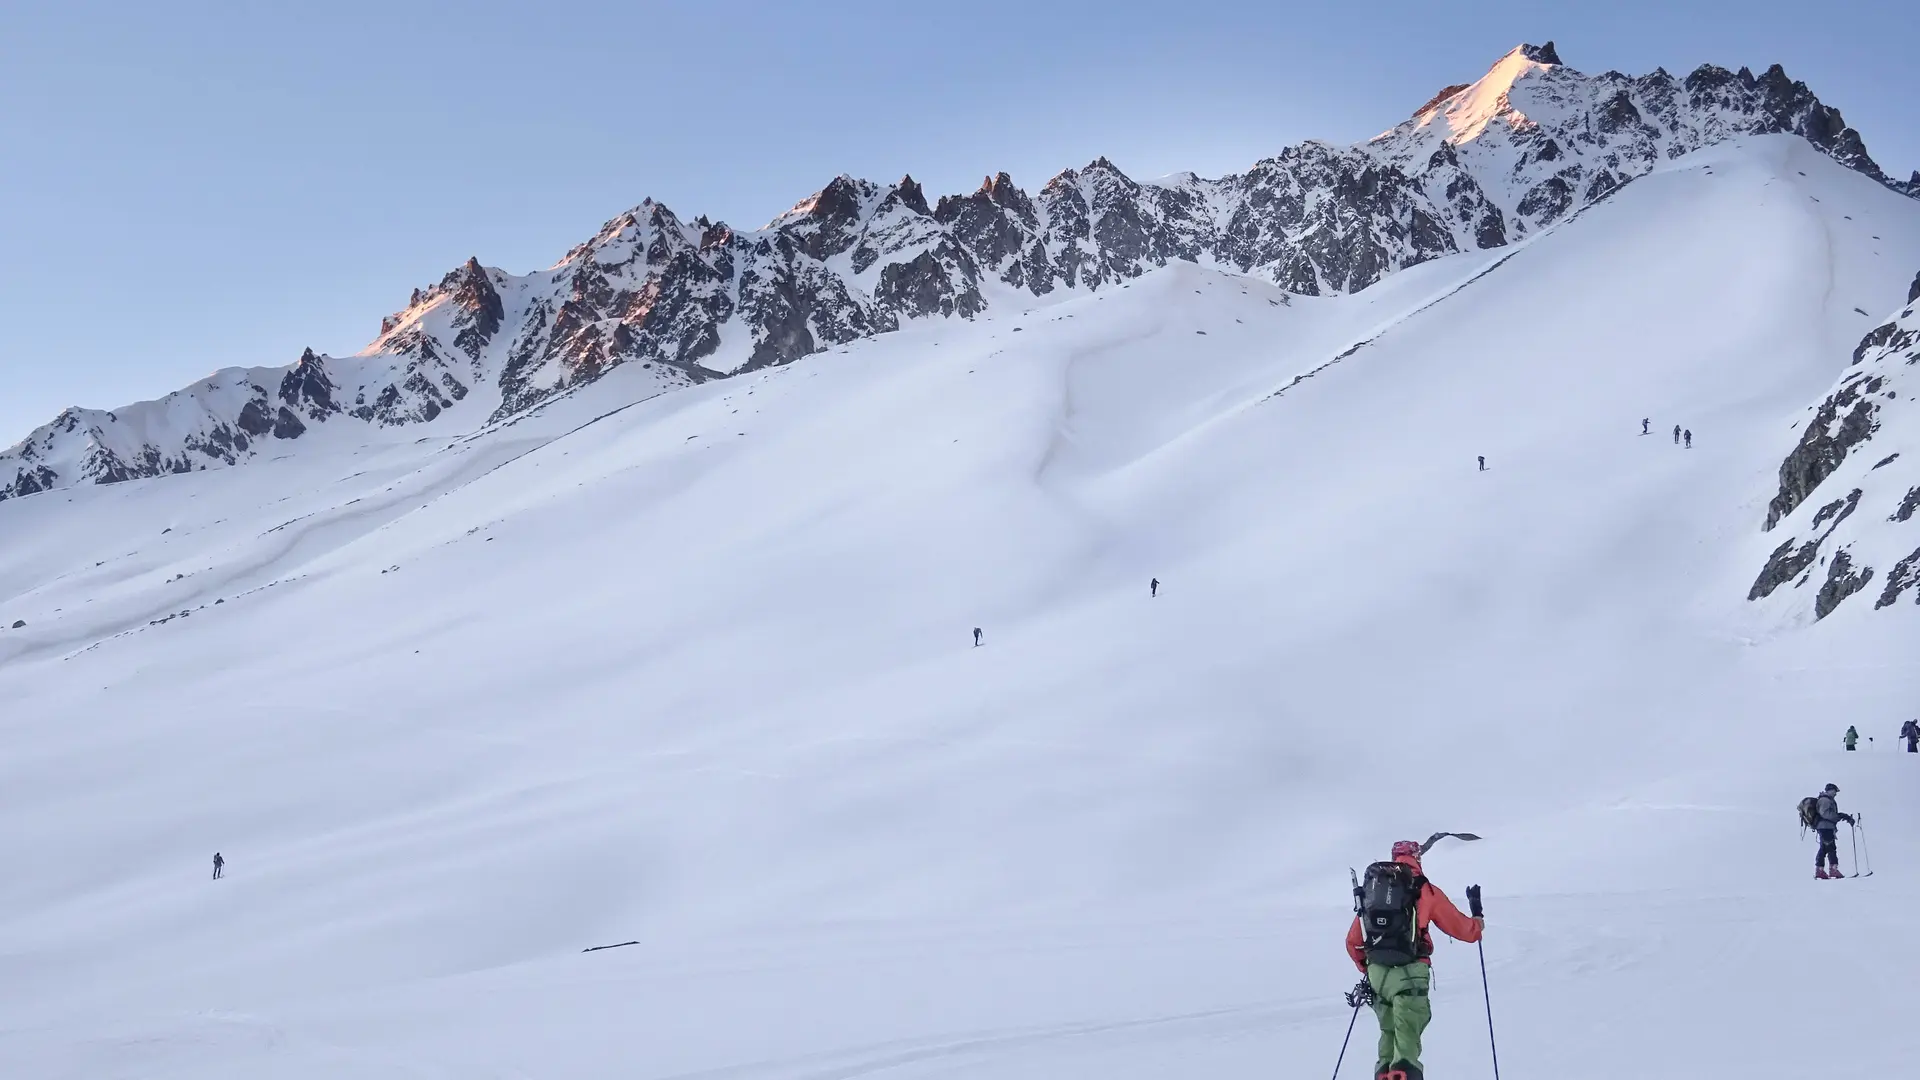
[{"xmin": 4, "ymin": 41, "xmax": 1913, "ymax": 502}]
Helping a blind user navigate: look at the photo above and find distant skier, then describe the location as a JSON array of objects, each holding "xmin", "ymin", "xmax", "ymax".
[
  {"xmin": 1347, "ymin": 840, "xmax": 1483, "ymax": 1080},
  {"xmin": 212, "ymin": 852, "xmax": 224, "ymax": 881},
  {"xmin": 1902, "ymin": 719, "xmax": 1919, "ymax": 753},
  {"xmin": 1803, "ymin": 783, "xmax": 1854, "ymax": 879},
  {"xmin": 1673, "ymin": 424, "xmax": 1681, "ymax": 444},
  {"xmin": 1150, "ymin": 578, "xmax": 1160, "ymax": 598},
  {"xmin": 1684, "ymin": 429, "xmax": 1693, "ymax": 449},
  {"xmin": 1477, "ymin": 455, "xmax": 1486, "ymax": 472},
  {"xmin": 1642, "ymin": 417, "xmax": 1650, "ymax": 435},
  {"xmin": 972, "ymin": 627, "xmax": 982, "ymax": 647},
  {"xmin": 1844, "ymin": 725, "xmax": 1859, "ymax": 751}
]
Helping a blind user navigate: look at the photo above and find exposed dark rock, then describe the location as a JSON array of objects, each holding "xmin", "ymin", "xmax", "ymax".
[
  {"xmin": 1765, "ymin": 371, "xmax": 1880, "ymax": 528},
  {"xmin": 279, "ymin": 349, "xmax": 338, "ymax": 419},
  {"xmin": 1873, "ymin": 452, "xmax": 1900, "ymax": 470},
  {"xmin": 235, "ymin": 399, "xmax": 273, "ymax": 437},
  {"xmin": 448, "ymin": 257, "xmax": 506, "ymax": 361},
  {"xmin": 876, "ymin": 248, "xmax": 985, "ymax": 319},
  {"xmin": 1809, "ymin": 488, "xmax": 1863, "ymax": 531},
  {"xmin": 893, "ymin": 175, "xmax": 931, "ymax": 217},
  {"xmin": 1910, "ymin": 270, "xmax": 1920, "ymax": 305},
  {"xmin": 1750, "ymin": 538, "xmax": 1822, "ymax": 600},
  {"xmin": 1814, "ymin": 547, "xmax": 1874, "ymax": 619},
  {"xmin": 1874, "ymin": 546, "xmax": 1920, "ymax": 608},
  {"xmin": 271, "ymin": 407, "xmax": 306, "ymax": 440},
  {"xmin": 1596, "ymin": 90, "xmax": 1644, "ymax": 134},
  {"xmin": 1522, "ymin": 42, "xmax": 1562, "ymax": 65},
  {"xmin": 1851, "ymin": 320, "xmax": 1916, "ymax": 365},
  {"xmin": 1893, "ymin": 486, "xmax": 1920, "ymax": 523}
]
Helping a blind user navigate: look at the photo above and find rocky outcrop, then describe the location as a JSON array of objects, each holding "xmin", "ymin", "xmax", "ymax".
[
  {"xmin": 1765, "ymin": 372, "xmax": 1882, "ymax": 529},
  {"xmin": 1873, "ymin": 545, "xmax": 1920, "ymax": 609},
  {"xmin": 1751, "ymin": 274, "xmax": 1920, "ymax": 619},
  {"xmin": 1750, "ymin": 537, "xmax": 1824, "ymax": 600},
  {"xmin": 1814, "ymin": 548, "xmax": 1874, "ymax": 618}
]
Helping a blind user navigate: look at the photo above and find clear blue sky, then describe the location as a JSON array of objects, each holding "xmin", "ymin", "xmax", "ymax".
[{"xmin": 2, "ymin": 0, "xmax": 1913, "ymax": 443}]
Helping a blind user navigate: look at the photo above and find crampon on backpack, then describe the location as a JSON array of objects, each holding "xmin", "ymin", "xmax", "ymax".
[
  {"xmin": 1797, "ymin": 796, "xmax": 1821, "ymax": 830},
  {"xmin": 1357, "ymin": 860, "xmax": 1427, "ymax": 966}
]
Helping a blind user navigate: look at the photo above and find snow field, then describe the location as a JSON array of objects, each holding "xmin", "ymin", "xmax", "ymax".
[{"xmin": 1, "ymin": 136, "xmax": 1919, "ymax": 1077}]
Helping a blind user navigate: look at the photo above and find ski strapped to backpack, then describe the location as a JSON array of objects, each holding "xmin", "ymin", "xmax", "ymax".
[{"xmin": 1355, "ymin": 860, "xmax": 1428, "ymax": 966}]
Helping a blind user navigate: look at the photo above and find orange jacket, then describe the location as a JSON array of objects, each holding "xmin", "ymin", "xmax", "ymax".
[{"xmin": 1345, "ymin": 855, "xmax": 1482, "ymax": 973}]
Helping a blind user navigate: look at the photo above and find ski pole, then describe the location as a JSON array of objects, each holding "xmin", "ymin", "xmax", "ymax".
[
  {"xmin": 1331, "ymin": 999, "xmax": 1361, "ymax": 1079},
  {"xmin": 1466, "ymin": 885, "xmax": 1501, "ymax": 1080},
  {"xmin": 1848, "ymin": 820, "xmax": 1861, "ymax": 877},
  {"xmin": 1332, "ymin": 980, "xmax": 1373, "ymax": 1080},
  {"xmin": 1855, "ymin": 816, "xmax": 1873, "ymax": 876}
]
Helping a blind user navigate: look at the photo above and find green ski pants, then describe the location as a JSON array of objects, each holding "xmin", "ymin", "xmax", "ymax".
[{"xmin": 1367, "ymin": 961, "xmax": 1432, "ymax": 1072}]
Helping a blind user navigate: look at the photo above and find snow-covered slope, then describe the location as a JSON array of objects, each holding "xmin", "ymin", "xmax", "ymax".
[
  {"xmin": 2, "ymin": 135, "xmax": 1919, "ymax": 1078},
  {"xmin": 5, "ymin": 44, "xmax": 1913, "ymax": 504}
]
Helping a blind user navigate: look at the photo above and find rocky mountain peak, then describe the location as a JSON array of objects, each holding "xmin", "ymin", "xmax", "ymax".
[
  {"xmin": 797, "ymin": 176, "xmax": 867, "ymax": 222},
  {"xmin": 893, "ymin": 175, "xmax": 931, "ymax": 217},
  {"xmin": 1520, "ymin": 41, "xmax": 1562, "ymax": 66}
]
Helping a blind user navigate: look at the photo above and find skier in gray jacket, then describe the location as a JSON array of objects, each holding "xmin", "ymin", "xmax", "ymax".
[{"xmin": 1813, "ymin": 784, "xmax": 1854, "ymax": 879}]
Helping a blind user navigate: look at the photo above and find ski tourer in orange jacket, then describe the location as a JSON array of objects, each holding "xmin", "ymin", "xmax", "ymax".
[{"xmin": 1345, "ymin": 843, "xmax": 1483, "ymax": 972}]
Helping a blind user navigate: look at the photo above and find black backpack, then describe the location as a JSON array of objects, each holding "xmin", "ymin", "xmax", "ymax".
[
  {"xmin": 1797, "ymin": 796, "xmax": 1821, "ymax": 829},
  {"xmin": 1357, "ymin": 861, "xmax": 1426, "ymax": 967}
]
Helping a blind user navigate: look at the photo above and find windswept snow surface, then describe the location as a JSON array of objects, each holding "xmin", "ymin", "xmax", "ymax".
[{"xmin": 3, "ymin": 137, "xmax": 1920, "ymax": 1078}]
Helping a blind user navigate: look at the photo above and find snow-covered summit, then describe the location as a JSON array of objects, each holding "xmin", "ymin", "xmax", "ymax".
[
  {"xmin": 1386, "ymin": 41, "xmax": 1566, "ymax": 148},
  {"xmin": 1370, "ymin": 41, "xmax": 1896, "ymax": 234},
  {"xmin": 4, "ymin": 43, "xmax": 1912, "ymax": 502}
]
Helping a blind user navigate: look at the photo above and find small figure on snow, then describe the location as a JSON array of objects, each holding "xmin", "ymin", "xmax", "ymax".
[
  {"xmin": 1477, "ymin": 455, "xmax": 1486, "ymax": 472},
  {"xmin": 212, "ymin": 852, "xmax": 225, "ymax": 881},
  {"xmin": 1150, "ymin": 578, "xmax": 1160, "ymax": 598},
  {"xmin": 1807, "ymin": 783, "xmax": 1854, "ymax": 879},
  {"xmin": 1642, "ymin": 418, "xmax": 1650, "ymax": 435},
  {"xmin": 1901, "ymin": 718, "xmax": 1918, "ymax": 753},
  {"xmin": 1683, "ymin": 429, "xmax": 1693, "ymax": 449},
  {"xmin": 1844, "ymin": 725, "xmax": 1859, "ymax": 751},
  {"xmin": 972, "ymin": 627, "xmax": 983, "ymax": 647},
  {"xmin": 1673, "ymin": 424, "xmax": 1681, "ymax": 444}
]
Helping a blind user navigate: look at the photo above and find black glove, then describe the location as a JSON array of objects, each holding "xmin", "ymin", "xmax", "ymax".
[
  {"xmin": 1842, "ymin": 813, "xmax": 1856, "ymax": 825},
  {"xmin": 1345, "ymin": 979, "xmax": 1376, "ymax": 1008}
]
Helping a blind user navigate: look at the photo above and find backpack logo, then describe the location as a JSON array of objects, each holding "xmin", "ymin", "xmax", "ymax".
[{"xmin": 1359, "ymin": 861, "xmax": 1425, "ymax": 967}]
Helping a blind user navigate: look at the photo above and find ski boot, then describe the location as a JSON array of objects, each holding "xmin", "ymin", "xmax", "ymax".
[{"xmin": 1815, "ymin": 867, "xmax": 1830, "ymax": 880}]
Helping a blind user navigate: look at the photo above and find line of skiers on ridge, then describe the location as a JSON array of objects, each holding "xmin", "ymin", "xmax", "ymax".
[
  {"xmin": 1641, "ymin": 417, "xmax": 1692, "ymax": 446},
  {"xmin": 1479, "ymin": 417, "xmax": 1691, "ymax": 476}
]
